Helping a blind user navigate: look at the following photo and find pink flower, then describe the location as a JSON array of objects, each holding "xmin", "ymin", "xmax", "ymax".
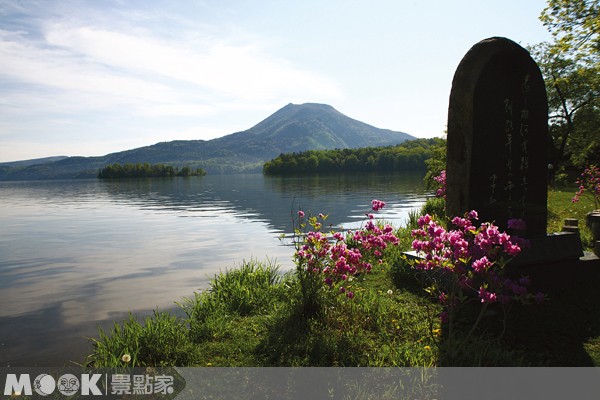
[
  {"xmin": 438, "ymin": 292, "xmax": 447, "ymax": 304},
  {"xmin": 472, "ymin": 256, "xmax": 491, "ymax": 272},
  {"xmin": 572, "ymin": 165, "xmax": 600, "ymax": 208},
  {"xmin": 504, "ymin": 242, "xmax": 522, "ymax": 257},
  {"xmin": 478, "ymin": 287, "xmax": 497, "ymax": 303},
  {"xmin": 433, "ymin": 170, "xmax": 446, "ymax": 199},
  {"xmin": 298, "ymin": 210, "xmax": 305, "ymax": 218},
  {"xmin": 452, "ymin": 216, "xmax": 474, "ymax": 230},
  {"xmin": 417, "ymin": 214, "xmax": 432, "ymax": 227},
  {"xmin": 405, "ymin": 208, "xmax": 544, "ymax": 318},
  {"xmin": 365, "ymin": 220, "xmax": 376, "ymax": 231},
  {"xmin": 371, "ymin": 199, "xmax": 386, "ymax": 211}
]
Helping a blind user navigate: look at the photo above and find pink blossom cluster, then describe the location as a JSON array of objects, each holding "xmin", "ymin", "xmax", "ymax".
[
  {"xmin": 411, "ymin": 211, "xmax": 544, "ymax": 310},
  {"xmin": 294, "ymin": 200, "xmax": 399, "ymax": 298},
  {"xmin": 352, "ymin": 220, "xmax": 399, "ymax": 258},
  {"xmin": 572, "ymin": 165, "xmax": 600, "ymax": 210},
  {"xmin": 433, "ymin": 170, "xmax": 446, "ymax": 199},
  {"xmin": 371, "ymin": 199, "xmax": 386, "ymax": 212}
]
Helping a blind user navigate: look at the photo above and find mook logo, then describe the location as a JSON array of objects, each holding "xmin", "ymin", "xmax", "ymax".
[
  {"xmin": 4, "ymin": 373, "xmax": 103, "ymax": 396},
  {"xmin": 3, "ymin": 370, "xmax": 182, "ymax": 398}
]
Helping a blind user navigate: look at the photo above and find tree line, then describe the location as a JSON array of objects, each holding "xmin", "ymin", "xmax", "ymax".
[
  {"xmin": 263, "ymin": 138, "xmax": 444, "ymax": 175},
  {"xmin": 98, "ymin": 163, "xmax": 206, "ymax": 179},
  {"xmin": 531, "ymin": 0, "xmax": 599, "ymax": 181}
]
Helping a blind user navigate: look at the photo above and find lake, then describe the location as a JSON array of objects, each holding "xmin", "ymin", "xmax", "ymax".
[{"xmin": 0, "ymin": 172, "xmax": 428, "ymax": 366}]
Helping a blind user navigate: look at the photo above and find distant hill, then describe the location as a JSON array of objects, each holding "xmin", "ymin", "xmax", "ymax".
[
  {"xmin": 0, "ymin": 156, "xmax": 68, "ymax": 168},
  {"xmin": 0, "ymin": 103, "xmax": 414, "ymax": 180}
]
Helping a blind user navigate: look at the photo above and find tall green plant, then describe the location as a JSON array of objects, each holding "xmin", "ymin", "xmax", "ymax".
[{"xmin": 87, "ymin": 311, "xmax": 196, "ymax": 367}]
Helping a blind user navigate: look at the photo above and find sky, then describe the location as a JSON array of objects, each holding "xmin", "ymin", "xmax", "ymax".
[{"xmin": 0, "ymin": 0, "xmax": 554, "ymax": 163}]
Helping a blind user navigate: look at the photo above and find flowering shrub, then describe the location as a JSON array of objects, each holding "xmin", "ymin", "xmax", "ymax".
[
  {"xmin": 572, "ymin": 165, "xmax": 600, "ymax": 210},
  {"xmin": 293, "ymin": 200, "xmax": 399, "ymax": 300},
  {"xmin": 408, "ymin": 210, "xmax": 545, "ymax": 364},
  {"xmin": 410, "ymin": 211, "xmax": 544, "ymax": 327}
]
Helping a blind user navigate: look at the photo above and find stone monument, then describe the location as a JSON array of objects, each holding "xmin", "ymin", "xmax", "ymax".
[{"xmin": 446, "ymin": 37, "xmax": 583, "ymax": 264}]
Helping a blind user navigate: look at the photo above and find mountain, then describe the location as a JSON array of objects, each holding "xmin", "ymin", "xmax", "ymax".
[
  {"xmin": 0, "ymin": 156, "xmax": 68, "ymax": 168},
  {"xmin": 212, "ymin": 103, "xmax": 413, "ymax": 157},
  {"xmin": 0, "ymin": 103, "xmax": 414, "ymax": 180}
]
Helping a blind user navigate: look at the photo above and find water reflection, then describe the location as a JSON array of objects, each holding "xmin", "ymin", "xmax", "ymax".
[
  {"xmin": 98, "ymin": 172, "xmax": 428, "ymax": 230},
  {"xmin": 264, "ymin": 172, "xmax": 428, "ymax": 229},
  {"xmin": 0, "ymin": 173, "xmax": 428, "ymax": 366}
]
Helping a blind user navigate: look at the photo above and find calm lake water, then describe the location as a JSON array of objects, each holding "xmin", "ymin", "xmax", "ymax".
[{"xmin": 0, "ymin": 172, "xmax": 428, "ymax": 366}]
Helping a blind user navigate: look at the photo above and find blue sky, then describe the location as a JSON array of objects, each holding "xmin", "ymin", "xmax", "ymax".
[{"xmin": 0, "ymin": 0, "xmax": 553, "ymax": 162}]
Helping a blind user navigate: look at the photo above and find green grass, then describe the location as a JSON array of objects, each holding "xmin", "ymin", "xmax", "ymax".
[
  {"xmin": 548, "ymin": 188, "xmax": 594, "ymax": 249},
  {"xmin": 87, "ymin": 191, "xmax": 600, "ymax": 367},
  {"xmin": 87, "ymin": 257, "xmax": 440, "ymax": 367},
  {"xmin": 87, "ymin": 311, "xmax": 200, "ymax": 367}
]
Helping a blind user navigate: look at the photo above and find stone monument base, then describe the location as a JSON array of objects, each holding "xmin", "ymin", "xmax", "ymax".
[
  {"xmin": 508, "ymin": 250, "xmax": 600, "ymax": 296},
  {"xmin": 510, "ymin": 232, "xmax": 584, "ymax": 266}
]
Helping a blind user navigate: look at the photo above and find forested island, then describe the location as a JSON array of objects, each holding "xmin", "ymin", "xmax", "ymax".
[
  {"xmin": 263, "ymin": 138, "xmax": 444, "ymax": 174},
  {"xmin": 97, "ymin": 163, "xmax": 206, "ymax": 179}
]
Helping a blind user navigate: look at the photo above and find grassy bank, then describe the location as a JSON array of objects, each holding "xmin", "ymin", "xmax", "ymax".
[
  {"xmin": 87, "ymin": 190, "xmax": 600, "ymax": 367},
  {"xmin": 87, "ymin": 257, "xmax": 441, "ymax": 367},
  {"xmin": 548, "ymin": 188, "xmax": 595, "ymax": 249}
]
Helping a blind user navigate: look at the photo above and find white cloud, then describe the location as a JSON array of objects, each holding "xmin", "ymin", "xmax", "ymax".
[
  {"xmin": 42, "ymin": 23, "xmax": 342, "ymax": 102},
  {"xmin": 0, "ymin": 20, "xmax": 342, "ymax": 113},
  {"xmin": 0, "ymin": 34, "xmax": 177, "ymax": 113}
]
